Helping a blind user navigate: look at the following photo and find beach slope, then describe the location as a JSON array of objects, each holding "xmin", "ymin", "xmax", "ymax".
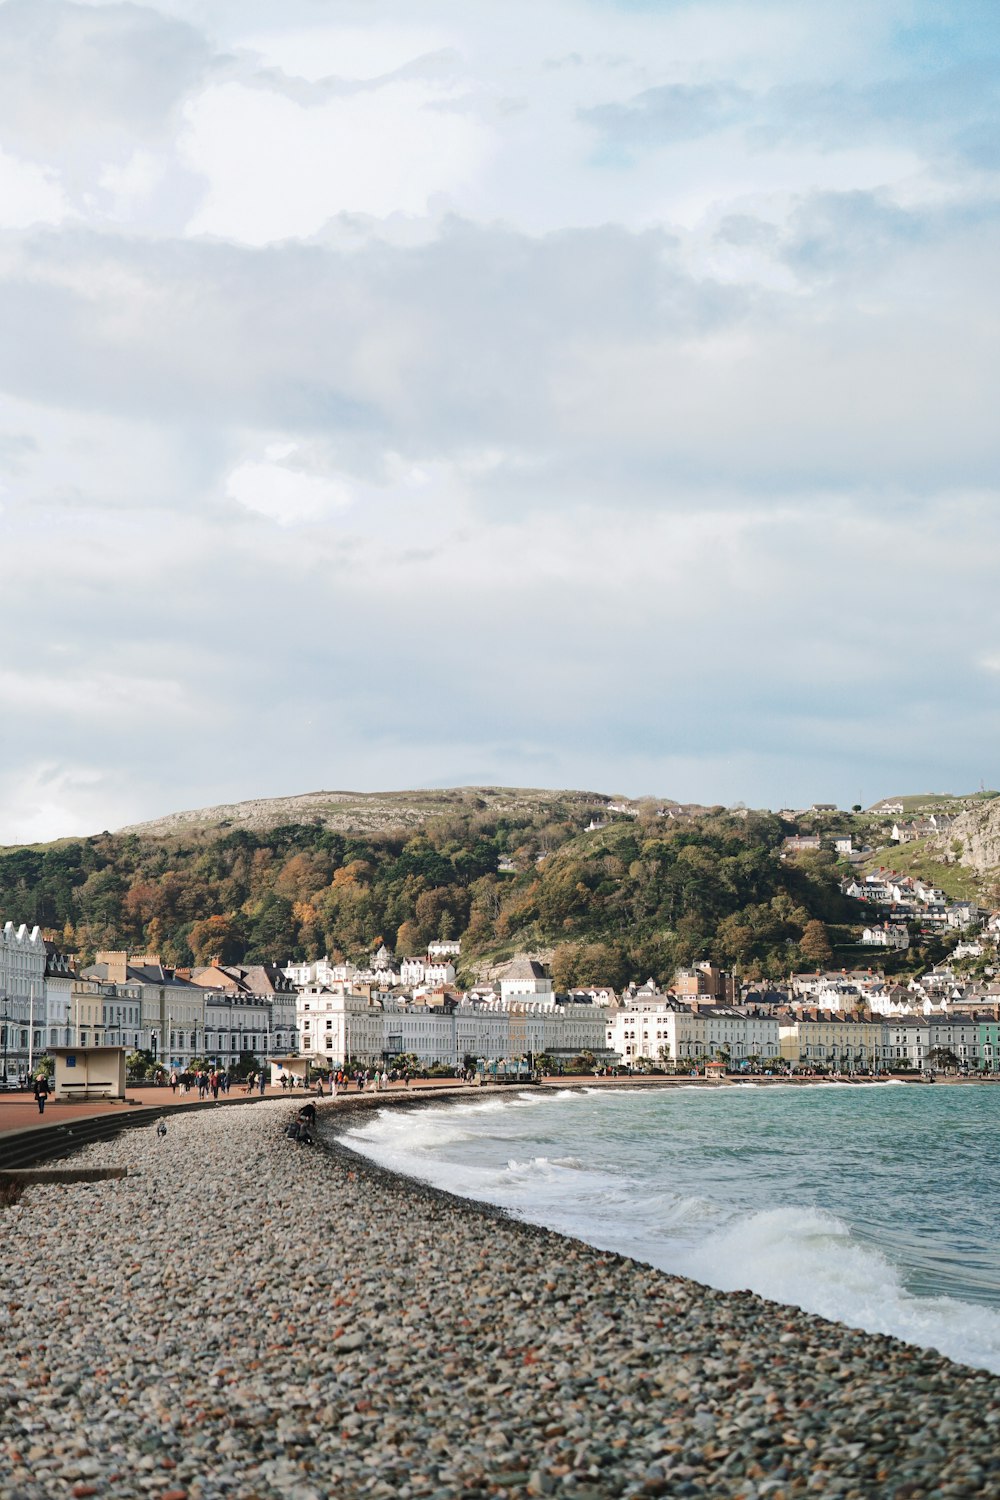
[{"xmin": 0, "ymin": 1099, "xmax": 997, "ymax": 1499}]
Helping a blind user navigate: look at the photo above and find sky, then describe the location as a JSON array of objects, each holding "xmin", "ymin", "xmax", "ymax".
[{"xmin": 1, "ymin": 0, "xmax": 999, "ymax": 842}]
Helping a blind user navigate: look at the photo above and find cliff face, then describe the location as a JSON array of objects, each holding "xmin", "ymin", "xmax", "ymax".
[{"xmin": 932, "ymin": 800, "xmax": 1000, "ymax": 874}]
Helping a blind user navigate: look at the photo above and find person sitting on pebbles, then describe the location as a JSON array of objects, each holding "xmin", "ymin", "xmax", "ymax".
[{"xmin": 284, "ymin": 1102, "xmax": 316, "ymax": 1144}]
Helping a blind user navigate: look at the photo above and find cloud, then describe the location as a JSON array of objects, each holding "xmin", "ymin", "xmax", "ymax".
[
  {"xmin": 0, "ymin": 0, "xmax": 998, "ymax": 840},
  {"xmin": 581, "ymin": 83, "xmax": 752, "ymax": 152},
  {"xmin": 0, "ymin": 196, "xmax": 998, "ymax": 501},
  {"xmin": 225, "ymin": 449, "xmax": 353, "ymax": 525},
  {"xmin": 0, "ymin": 0, "xmax": 213, "ymax": 159},
  {"xmin": 0, "ymin": 146, "xmax": 72, "ymax": 228},
  {"xmin": 180, "ymin": 76, "xmax": 492, "ymax": 242}
]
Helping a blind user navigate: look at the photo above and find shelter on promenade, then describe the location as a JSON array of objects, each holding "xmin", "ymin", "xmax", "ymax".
[
  {"xmin": 270, "ymin": 1055, "xmax": 309, "ymax": 1089},
  {"xmin": 49, "ymin": 1046, "xmax": 127, "ymax": 1102}
]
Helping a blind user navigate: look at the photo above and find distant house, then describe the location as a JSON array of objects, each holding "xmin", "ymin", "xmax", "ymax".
[
  {"xmin": 499, "ymin": 958, "xmax": 554, "ymax": 1003},
  {"xmin": 833, "ymin": 836, "xmax": 853, "ymax": 855},
  {"xmin": 811, "ymin": 803, "xmax": 838, "ymax": 813},
  {"xmin": 783, "ymin": 835, "xmax": 822, "ymax": 853},
  {"xmin": 862, "ymin": 924, "xmax": 910, "ymax": 951}
]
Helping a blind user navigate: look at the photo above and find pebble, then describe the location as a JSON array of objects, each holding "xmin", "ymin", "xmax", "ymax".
[{"xmin": 0, "ymin": 1096, "xmax": 998, "ymax": 1499}]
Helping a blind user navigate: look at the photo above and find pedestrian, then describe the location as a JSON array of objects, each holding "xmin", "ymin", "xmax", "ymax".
[
  {"xmin": 169, "ymin": 1071, "xmax": 178, "ymax": 1094},
  {"xmin": 33, "ymin": 1074, "xmax": 50, "ymax": 1114}
]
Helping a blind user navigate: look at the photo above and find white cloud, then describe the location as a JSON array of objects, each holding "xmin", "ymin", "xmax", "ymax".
[
  {"xmin": 0, "ymin": 762, "xmax": 117, "ymax": 844},
  {"xmin": 225, "ymin": 451, "xmax": 354, "ymax": 525},
  {"xmin": 0, "ymin": 147, "xmax": 71, "ymax": 228},
  {"xmin": 181, "ymin": 79, "xmax": 491, "ymax": 243},
  {"xmin": 240, "ymin": 22, "xmax": 454, "ymax": 82}
]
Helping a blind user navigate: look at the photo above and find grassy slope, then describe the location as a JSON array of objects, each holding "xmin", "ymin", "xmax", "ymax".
[
  {"xmin": 860, "ymin": 840, "xmax": 983, "ymax": 902},
  {"xmin": 872, "ymin": 791, "xmax": 998, "ymax": 813}
]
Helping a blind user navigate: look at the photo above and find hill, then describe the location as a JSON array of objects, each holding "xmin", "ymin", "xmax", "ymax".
[
  {"xmin": 868, "ymin": 791, "xmax": 998, "ymax": 814},
  {"xmin": 115, "ymin": 785, "xmax": 622, "ymax": 839},
  {"xmin": 0, "ymin": 791, "xmax": 860, "ymax": 986}
]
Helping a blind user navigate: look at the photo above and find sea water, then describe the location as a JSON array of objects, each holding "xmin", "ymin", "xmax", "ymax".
[{"xmin": 340, "ymin": 1083, "xmax": 1000, "ymax": 1374}]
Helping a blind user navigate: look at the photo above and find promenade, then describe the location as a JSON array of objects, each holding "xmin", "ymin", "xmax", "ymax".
[{"xmin": 0, "ymin": 1076, "xmax": 471, "ymax": 1141}]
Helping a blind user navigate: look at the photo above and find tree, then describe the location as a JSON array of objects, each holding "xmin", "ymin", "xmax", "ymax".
[
  {"xmin": 189, "ymin": 914, "xmax": 243, "ymax": 966},
  {"xmin": 395, "ymin": 920, "xmax": 422, "ymax": 956},
  {"xmin": 566, "ymin": 1050, "xmax": 598, "ymax": 1074},
  {"xmin": 800, "ymin": 919, "xmax": 833, "ymax": 965}
]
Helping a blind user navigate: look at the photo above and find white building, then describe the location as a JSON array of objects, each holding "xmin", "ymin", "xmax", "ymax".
[
  {"xmin": 297, "ymin": 985, "xmax": 385, "ymax": 1067},
  {"xmin": 862, "ymin": 924, "xmax": 910, "ymax": 950},
  {"xmin": 295, "ymin": 984, "xmax": 611, "ymax": 1070},
  {"xmin": 43, "ymin": 945, "xmax": 75, "ymax": 1051},
  {"xmin": 499, "ymin": 958, "xmax": 554, "ymax": 1003},
  {"xmin": 283, "ymin": 956, "xmax": 359, "ymax": 987},
  {"xmin": 428, "ymin": 940, "xmax": 461, "ymax": 958},
  {"xmin": 606, "ymin": 1004, "xmax": 779, "ymax": 1067},
  {"xmin": 399, "ymin": 957, "xmax": 457, "ymax": 988},
  {"xmin": 0, "ymin": 921, "xmax": 47, "ymax": 1082}
]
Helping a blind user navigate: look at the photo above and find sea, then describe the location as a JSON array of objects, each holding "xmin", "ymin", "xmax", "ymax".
[{"xmin": 340, "ymin": 1082, "xmax": 1000, "ymax": 1375}]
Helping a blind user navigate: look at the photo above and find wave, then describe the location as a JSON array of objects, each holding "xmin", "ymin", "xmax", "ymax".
[
  {"xmin": 338, "ymin": 1083, "xmax": 1000, "ymax": 1375},
  {"xmin": 672, "ymin": 1204, "xmax": 1000, "ymax": 1375}
]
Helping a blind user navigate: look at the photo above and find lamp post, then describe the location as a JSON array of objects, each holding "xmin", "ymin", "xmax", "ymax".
[{"xmin": 1, "ymin": 994, "xmax": 7, "ymax": 1085}]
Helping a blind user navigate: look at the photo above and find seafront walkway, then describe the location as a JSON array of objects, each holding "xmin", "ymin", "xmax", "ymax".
[
  {"xmin": 0, "ymin": 1075, "xmax": 472, "ymax": 1143},
  {"xmin": 0, "ymin": 1067, "xmax": 968, "ymax": 1140}
]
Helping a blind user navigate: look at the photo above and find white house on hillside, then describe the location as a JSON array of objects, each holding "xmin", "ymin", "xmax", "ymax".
[{"xmin": 499, "ymin": 958, "xmax": 554, "ymax": 1004}]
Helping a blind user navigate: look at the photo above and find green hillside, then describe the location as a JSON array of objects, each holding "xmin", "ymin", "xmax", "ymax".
[{"xmin": 0, "ymin": 796, "xmax": 861, "ymax": 987}]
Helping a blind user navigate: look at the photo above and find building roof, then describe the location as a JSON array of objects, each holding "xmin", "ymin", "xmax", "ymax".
[{"xmin": 501, "ymin": 958, "xmax": 549, "ymax": 981}]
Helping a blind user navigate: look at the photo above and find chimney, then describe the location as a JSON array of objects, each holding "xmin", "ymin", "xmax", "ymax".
[{"xmin": 95, "ymin": 950, "xmax": 128, "ymax": 984}]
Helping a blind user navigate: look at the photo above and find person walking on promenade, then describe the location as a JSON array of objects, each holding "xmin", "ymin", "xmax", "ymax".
[
  {"xmin": 33, "ymin": 1074, "xmax": 50, "ymax": 1114},
  {"xmin": 169, "ymin": 1071, "xmax": 178, "ymax": 1094}
]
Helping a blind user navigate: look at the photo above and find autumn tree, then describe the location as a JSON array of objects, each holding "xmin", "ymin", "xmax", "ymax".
[
  {"xmin": 800, "ymin": 919, "xmax": 833, "ymax": 966},
  {"xmin": 396, "ymin": 920, "xmax": 422, "ymax": 956},
  {"xmin": 189, "ymin": 914, "xmax": 243, "ymax": 966}
]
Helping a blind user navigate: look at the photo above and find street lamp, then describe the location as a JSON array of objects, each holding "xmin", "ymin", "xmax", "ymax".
[{"xmin": 1, "ymin": 994, "xmax": 7, "ymax": 1085}]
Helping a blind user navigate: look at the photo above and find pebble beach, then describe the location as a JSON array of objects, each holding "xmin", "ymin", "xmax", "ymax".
[{"xmin": 1, "ymin": 1095, "xmax": 999, "ymax": 1500}]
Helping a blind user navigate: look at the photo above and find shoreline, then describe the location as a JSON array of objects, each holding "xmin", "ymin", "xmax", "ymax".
[{"xmin": 1, "ymin": 1099, "xmax": 998, "ymax": 1498}]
